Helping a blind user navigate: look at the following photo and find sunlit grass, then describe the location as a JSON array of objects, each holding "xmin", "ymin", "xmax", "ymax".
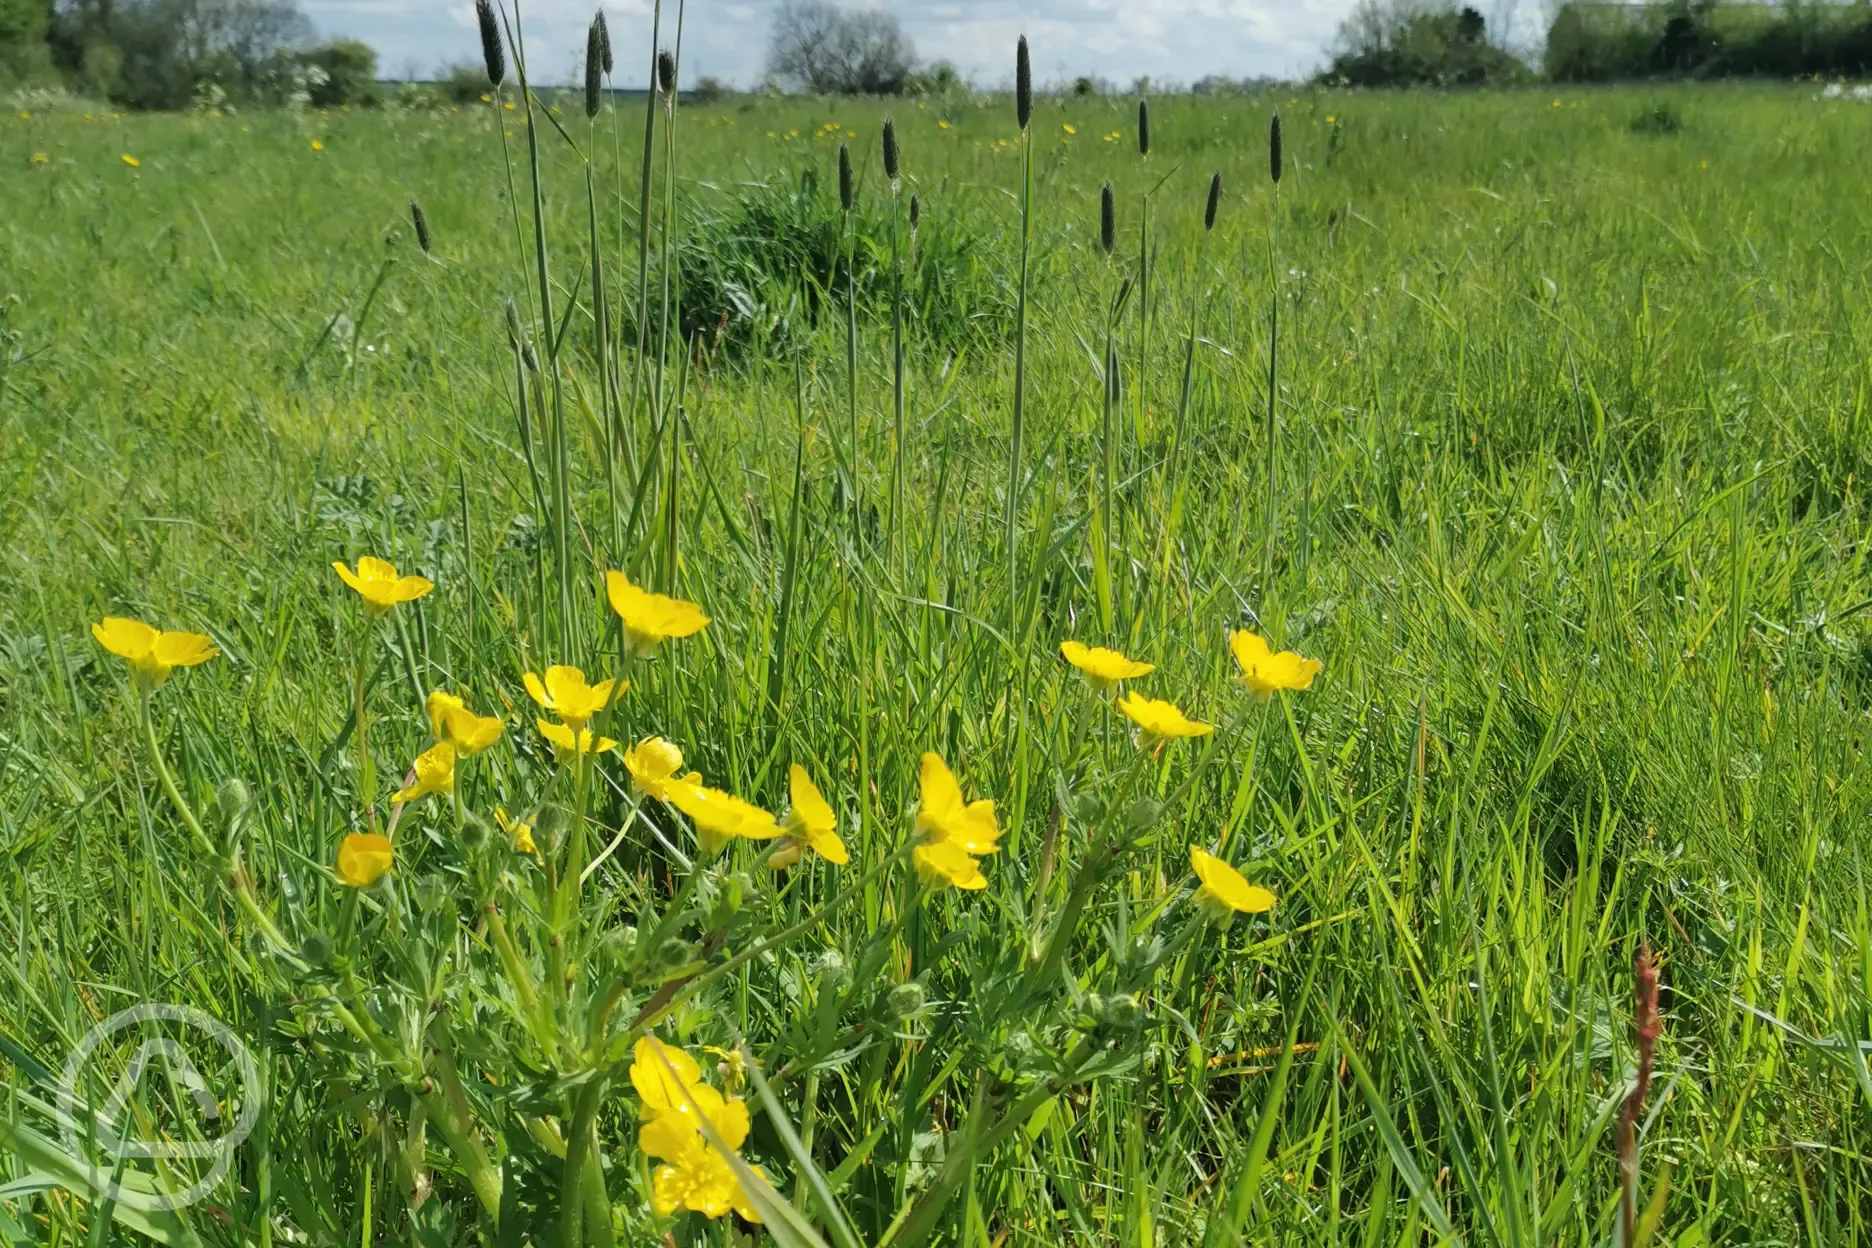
[{"xmin": 4, "ymin": 74, "xmax": 1872, "ymax": 1243}]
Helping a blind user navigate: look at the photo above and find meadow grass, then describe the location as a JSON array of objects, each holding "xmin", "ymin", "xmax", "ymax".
[{"xmin": 4, "ymin": 75, "xmax": 1872, "ymax": 1244}]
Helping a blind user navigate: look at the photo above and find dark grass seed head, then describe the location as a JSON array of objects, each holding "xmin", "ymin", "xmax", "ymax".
[
  {"xmin": 595, "ymin": 9, "xmax": 612, "ymax": 75},
  {"xmin": 657, "ymin": 49, "xmax": 676, "ymax": 95},
  {"xmin": 1269, "ymin": 112, "xmax": 1282, "ymax": 185},
  {"xmin": 584, "ymin": 21, "xmax": 602, "ymax": 117},
  {"xmin": 1016, "ymin": 36, "xmax": 1031, "ymax": 131},
  {"xmin": 838, "ymin": 142, "xmax": 854, "ymax": 212},
  {"xmin": 1100, "ymin": 181, "xmax": 1115, "ymax": 254},
  {"xmin": 908, "ymin": 192, "xmax": 920, "ymax": 232},
  {"xmin": 882, "ymin": 116, "xmax": 899, "ymax": 184},
  {"xmin": 1137, "ymin": 98, "xmax": 1150, "ymax": 156},
  {"xmin": 1205, "ymin": 170, "xmax": 1222, "ymax": 231},
  {"xmin": 409, "ymin": 198, "xmax": 431, "ymax": 253},
  {"xmin": 475, "ymin": 0, "xmax": 504, "ymax": 86}
]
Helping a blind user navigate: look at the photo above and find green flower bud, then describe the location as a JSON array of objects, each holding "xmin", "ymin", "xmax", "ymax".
[
  {"xmin": 887, "ymin": 981, "xmax": 927, "ymax": 1021},
  {"xmin": 459, "ymin": 812, "xmax": 492, "ymax": 851},
  {"xmin": 536, "ymin": 806, "xmax": 572, "ymax": 855}
]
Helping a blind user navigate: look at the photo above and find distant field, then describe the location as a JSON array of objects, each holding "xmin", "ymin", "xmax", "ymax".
[{"xmin": 4, "ymin": 80, "xmax": 1872, "ymax": 1243}]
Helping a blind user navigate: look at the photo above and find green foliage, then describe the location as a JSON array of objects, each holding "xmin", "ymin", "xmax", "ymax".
[
  {"xmin": 1548, "ymin": 0, "xmax": 1872, "ymax": 82},
  {"xmin": 4, "ymin": 85, "xmax": 1872, "ymax": 1245},
  {"xmin": 1324, "ymin": 3, "xmax": 1531, "ymax": 87},
  {"xmin": 301, "ymin": 38, "xmax": 377, "ymax": 107},
  {"xmin": 0, "ymin": 0, "xmax": 52, "ymax": 83},
  {"xmin": 663, "ymin": 165, "xmax": 1012, "ymax": 359}
]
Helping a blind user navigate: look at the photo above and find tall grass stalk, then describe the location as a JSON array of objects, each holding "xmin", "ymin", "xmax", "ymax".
[
  {"xmin": 1007, "ymin": 34, "xmax": 1033, "ymax": 635},
  {"xmin": 884, "ymin": 116, "xmax": 905, "ymax": 571},
  {"xmin": 1264, "ymin": 110, "xmax": 1283, "ymax": 594},
  {"xmin": 625, "ymin": 0, "xmax": 664, "ymax": 478},
  {"xmin": 840, "ymin": 139, "xmax": 860, "ymax": 536}
]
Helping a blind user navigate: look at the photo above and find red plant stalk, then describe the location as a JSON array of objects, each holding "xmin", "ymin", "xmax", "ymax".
[{"xmin": 1617, "ymin": 942, "xmax": 1662, "ymax": 1246}]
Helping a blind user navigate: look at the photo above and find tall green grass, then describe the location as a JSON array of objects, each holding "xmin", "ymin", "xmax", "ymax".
[{"xmin": 4, "ymin": 74, "xmax": 1872, "ymax": 1244}]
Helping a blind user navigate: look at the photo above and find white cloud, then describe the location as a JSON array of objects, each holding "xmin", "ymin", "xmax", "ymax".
[{"xmin": 300, "ymin": 0, "xmax": 1371, "ymax": 86}]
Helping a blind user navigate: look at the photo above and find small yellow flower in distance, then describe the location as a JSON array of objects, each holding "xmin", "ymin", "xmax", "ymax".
[
  {"xmin": 522, "ymin": 665, "xmax": 617, "ymax": 729},
  {"xmin": 913, "ymin": 752, "xmax": 999, "ymax": 890},
  {"xmin": 1060, "ymin": 639, "xmax": 1153, "ymax": 690},
  {"xmin": 937, "ymin": 120, "xmax": 949, "ymax": 129},
  {"xmin": 1062, "ymin": 122, "xmax": 1076, "ymax": 134},
  {"xmin": 1116, "ymin": 691, "xmax": 1213, "ymax": 746},
  {"xmin": 630, "ymin": 1035, "xmax": 765, "ymax": 1222},
  {"xmin": 1189, "ymin": 846, "xmax": 1275, "ymax": 919},
  {"xmin": 536, "ymin": 718, "xmax": 618, "ymax": 760},
  {"xmin": 30, "ymin": 152, "xmax": 48, "ymax": 166},
  {"xmin": 495, "ymin": 806, "xmax": 538, "ymax": 856},
  {"xmin": 18, "ymin": 111, "xmax": 28, "ymax": 119},
  {"xmin": 624, "ymin": 736, "xmax": 684, "ymax": 798},
  {"xmin": 665, "ymin": 775, "xmax": 781, "ymax": 855},
  {"xmin": 425, "ymin": 690, "xmax": 505, "ymax": 754},
  {"xmin": 310, "ymin": 139, "xmax": 323, "ymax": 151},
  {"xmin": 770, "ymin": 764, "xmax": 847, "ymax": 868},
  {"xmin": 392, "ymin": 741, "xmax": 456, "ymax": 803},
  {"xmin": 92, "ymin": 617, "xmax": 219, "ymax": 691},
  {"xmin": 604, "ymin": 569, "xmax": 710, "ymax": 656},
  {"xmin": 337, "ymin": 832, "xmax": 394, "ymax": 887},
  {"xmin": 1227, "ymin": 630, "xmax": 1322, "ymax": 701},
  {"xmin": 332, "ymin": 556, "xmax": 435, "ymax": 616},
  {"xmin": 120, "ymin": 153, "xmax": 139, "ymax": 167},
  {"xmin": 1325, "ymin": 114, "xmax": 1336, "ymax": 124},
  {"xmin": 479, "ymin": 93, "xmax": 491, "ymax": 102}
]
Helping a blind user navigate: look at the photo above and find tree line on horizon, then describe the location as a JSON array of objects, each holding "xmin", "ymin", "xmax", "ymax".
[{"xmin": 7, "ymin": 0, "xmax": 1872, "ymax": 113}]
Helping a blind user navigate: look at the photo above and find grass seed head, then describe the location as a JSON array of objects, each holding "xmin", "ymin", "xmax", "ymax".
[
  {"xmin": 1204, "ymin": 170, "xmax": 1222, "ymax": 231},
  {"xmin": 1100, "ymin": 181, "xmax": 1115, "ymax": 254},
  {"xmin": 584, "ymin": 20, "xmax": 602, "ymax": 118},
  {"xmin": 838, "ymin": 141, "xmax": 853, "ymax": 212},
  {"xmin": 882, "ymin": 115, "xmax": 899, "ymax": 184},
  {"xmin": 594, "ymin": 8, "xmax": 612, "ymax": 75},
  {"xmin": 1137, "ymin": 97, "xmax": 1150, "ymax": 156},
  {"xmin": 409, "ymin": 197, "xmax": 431, "ymax": 253},
  {"xmin": 1016, "ymin": 35, "xmax": 1032, "ymax": 131},
  {"xmin": 657, "ymin": 48, "xmax": 676, "ymax": 95},
  {"xmin": 1269, "ymin": 112, "xmax": 1282, "ymax": 185},
  {"xmin": 475, "ymin": 0, "xmax": 504, "ymax": 86},
  {"xmin": 908, "ymin": 191, "xmax": 920, "ymax": 232}
]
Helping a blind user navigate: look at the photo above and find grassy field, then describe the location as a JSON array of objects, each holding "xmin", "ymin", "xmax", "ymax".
[{"xmin": 4, "ymin": 68, "xmax": 1872, "ymax": 1246}]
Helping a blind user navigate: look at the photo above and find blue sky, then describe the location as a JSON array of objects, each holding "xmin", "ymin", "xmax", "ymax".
[{"xmin": 299, "ymin": 0, "xmax": 1392, "ymax": 87}]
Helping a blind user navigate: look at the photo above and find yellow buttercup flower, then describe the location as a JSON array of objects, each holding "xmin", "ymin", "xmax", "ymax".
[
  {"xmin": 495, "ymin": 806, "xmax": 538, "ymax": 856},
  {"xmin": 425, "ymin": 690, "xmax": 505, "ymax": 754},
  {"xmin": 1228, "ymin": 631, "xmax": 1322, "ymax": 701},
  {"xmin": 537, "ymin": 718, "xmax": 618, "ymax": 759},
  {"xmin": 391, "ymin": 741, "xmax": 456, "ymax": 803},
  {"xmin": 770, "ymin": 764, "xmax": 848, "ymax": 868},
  {"xmin": 629, "ymin": 1036, "xmax": 765, "ymax": 1222},
  {"xmin": 522, "ymin": 665, "xmax": 617, "ymax": 730},
  {"xmin": 91, "ymin": 617, "xmax": 218, "ymax": 691},
  {"xmin": 624, "ymin": 736, "xmax": 685, "ymax": 798},
  {"xmin": 120, "ymin": 153, "xmax": 139, "ymax": 167},
  {"xmin": 310, "ymin": 138, "xmax": 323, "ymax": 151},
  {"xmin": 605, "ymin": 569, "xmax": 710, "ymax": 656},
  {"xmin": 665, "ymin": 775, "xmax": 781, "ymax": 855},
  {"xmin": 914, "ymin": 836, "xmax": 987, "ymax": 890},
  {"xmin": 1060, "ymin": 640, "xmax": 1154, "ymax": 690},
  {"xmin": 332, "ymin": 556, "xmax": 434, "ymax": 616},
  {"xmin": 912, "ymin": 752, "xmax": 1000, "ymax": 890},
  {"xmin": 1116, "ymin": 691, "xmax": 1212, "ymax": 747},
  {"xmin": 30, "ymin": 152, "xmax": 48, "ymax": 167},
  {"xmin": 336, "ymin": 832, "xmax": 394, "ymax": 886},
  {"xmin": 1189, "ymin": 846, "xmax": 1275, "ymax": 918}
]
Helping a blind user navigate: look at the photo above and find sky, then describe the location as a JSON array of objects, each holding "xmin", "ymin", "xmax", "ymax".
[{"xmin": 298, "ymin": 0, "xmax": 1397, "ymax": 89}]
